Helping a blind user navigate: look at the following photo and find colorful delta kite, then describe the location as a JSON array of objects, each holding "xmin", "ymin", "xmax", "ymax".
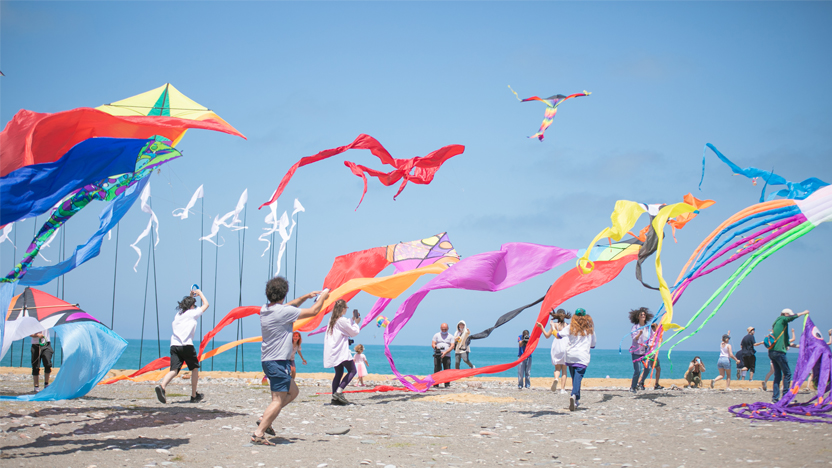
[
  {"xmin": 3, "ymin": 137, "xmax": 180, "ymax": 284},
  {"xmin": 0, "ymin": 85, "xmax": 244, "ymax": 284},
  {"xmin": 258, "ymin": 135, "xmax": 465, "ymax": 210},
  {"xmin": 729, "ymin": 316, "xmax": 832, "ymax": 423},
  {"xmin": 508, "ymin": 86, "xmax": 590, "ymax": 141},
  {"xmin": 0, "ymin": 284, "xmax": 127, "ymax": 401}
]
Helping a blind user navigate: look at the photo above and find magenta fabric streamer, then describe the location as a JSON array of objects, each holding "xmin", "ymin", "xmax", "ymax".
[{"xmin": 382, "ymin": 243, "xmax": 577, "ymax": 391}]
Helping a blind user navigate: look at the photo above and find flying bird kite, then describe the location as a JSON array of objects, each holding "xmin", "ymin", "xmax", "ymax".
[{"xmin": 509, "ymin": 86, "xmax": 591, "ymax": 141}]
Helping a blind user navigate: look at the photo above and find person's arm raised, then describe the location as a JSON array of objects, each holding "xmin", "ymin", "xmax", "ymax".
[{"xmin": 297, "ymin": 290, "xmax": 328, "ymax": 320}]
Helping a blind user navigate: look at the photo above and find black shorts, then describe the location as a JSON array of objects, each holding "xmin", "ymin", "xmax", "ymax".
[
  {"xmin": 170, "ymin": 345, "xmax": 200, "ymax": 372},
  {"xmin": 31, "ymin": 344, "xmax": 53, "ymax": 375},
  {"xmin": 743, "ymin": 353, "xmax": 756, "ymax": 373}
]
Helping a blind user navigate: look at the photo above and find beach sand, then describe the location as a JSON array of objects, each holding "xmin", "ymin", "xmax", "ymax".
[{"xmin": 0, "ymin": 367, "xmax": 828, "ymax": 467}]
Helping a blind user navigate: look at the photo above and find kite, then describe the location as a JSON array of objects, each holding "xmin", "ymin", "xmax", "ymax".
[
  {"xmin": 700, "ymin": 143, "xmax": 828, "ymax": 202},
  {"xmin": 0, "ymin": 284, "xmax": 127, "ymax": 401},
  {"xmin": 257, "ymin": 134, "xmax": 465, "ymax": 210},
  {"xmin": 172, "ymin": 184, "xmax": 204, "ymax": 220},
  {"xmin": 199, "ymin": 189, "xmax": 248, "ymax": 247},
  {"xmin": 130, "ymin": 184, "xmax": 160, "ymax": 272},
  {"xmin": 661, "ymin": 184, "xmax": 832, "ymax": 359},
  {"xmin": 508, "ymin": 86, "xmax": 591, "ymax": 141},
  {"xmin": 0, "ymin": 84, "xmax": 244, "ymax": 179},
  {"xmin": 3, "ymin": 137, "xmax": 180, "ymax": 283},
  {"xmin": 376, "ymin": 316, "xmax": 389, "ymax": 328},
  {"xmin": 729, "ymin": 316, "xmax": 832, "ymax": 423}
]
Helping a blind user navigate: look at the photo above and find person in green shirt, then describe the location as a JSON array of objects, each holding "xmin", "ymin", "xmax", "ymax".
[{"xmin": 769, "ymin": 308, "xmax": 809, "ymax": 403}]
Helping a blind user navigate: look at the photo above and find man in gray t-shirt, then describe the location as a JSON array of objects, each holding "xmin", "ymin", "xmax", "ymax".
[
  {"xmin": 253, "ymin": 276, "xmax": 329, "ymax": 446},
  {"xmin": 431, "ymin": 323, "xmax": 454, "ymax": 388}
]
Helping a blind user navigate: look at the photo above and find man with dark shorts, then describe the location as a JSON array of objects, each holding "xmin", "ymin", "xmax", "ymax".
[
  {"xmin": 252, "ymin": 276, "xmax": 329, "ymax": 446},
  {"xmin": 740, "ymin": 326, "xmax": 762, "ymax": 380},
  {"xmin": 155, "ymin": 288, "xmax": 209, "ymax": 404},
  {"xmin": 431, "ymin": 323, "xmax": 453, "ymax": 388},
  {"xmin": 30, "ymin": 329, "xmax": 54, "ymax": 392}
]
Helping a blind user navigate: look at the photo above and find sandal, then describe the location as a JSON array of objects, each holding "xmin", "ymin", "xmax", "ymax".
[
  {"xmin": 251, "ymin": 433, "xmax": 276, "ymax": 446},
  {"xmin": 256, "ymin": 419, "xmax": 276, "ymax": 436}
]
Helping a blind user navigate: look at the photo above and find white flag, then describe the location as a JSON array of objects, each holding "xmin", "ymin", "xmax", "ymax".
[
  {"xmin": 199, "ymin": 189, "xmax": 248, "ymax": 246},
  {"xmin": 130, "ymin": 184, "xmax": 160, "ymax": 272},
  {"xmin": 274, "ymin": 199, "xmax": 305, "ymax": 276},
  {"xmin": 172, "ymin": 185, "xmax": 204, "ymax": 220}
]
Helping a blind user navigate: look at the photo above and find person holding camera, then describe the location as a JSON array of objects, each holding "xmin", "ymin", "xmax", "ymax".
[
  {"xmin": 155, "ymin": 287, "xmax": 209, "ymax": 405},
  {"xmin": 324, "ymin": 301, "xmax": 361, "ymax": 404},
  {"xmin": 30, "ymin": 329, "xmax": 54, "ymax": 393},
  {"xmin": 432, "ymin": 323, "xmax": 453, "ymax": 388},
  {"xmin": 517, "ymin": 329, "xmax": 532, "ymax": 389},
  {"xmin": 685, "ymin": 356, "xmax": 706, "ymax": 388}
]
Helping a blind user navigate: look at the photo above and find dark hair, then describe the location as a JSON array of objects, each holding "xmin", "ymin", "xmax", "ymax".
[
  {"xmin": 692, "ymin": 356, "xmax": 701, "ymax": 364},
  {"xmin": 550, "ymin": 308, "xmax": 572, "ymax": 324},
  {"xmin": 327, "ymin": 300, "xmax": 348, "ymax": 335},
  {"xmin": 570, "ymin": 314, "xmax": 595, "ymax": 336},
  {"xmin": 628, "ymin": 307, "xmax": 653, "ymax": 325},
  {"xmin": 177, "ymin": 296, "xmax": 196, "ymax": 313},
  {"xmin": 266, "ymin": 277, "xmax": 289, "ymax": 303}
]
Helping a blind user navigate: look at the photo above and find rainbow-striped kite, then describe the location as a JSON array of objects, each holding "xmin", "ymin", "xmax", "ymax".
[{"xmin": 509, "ymin": 86, "xmax": 590, "ymax": 141}]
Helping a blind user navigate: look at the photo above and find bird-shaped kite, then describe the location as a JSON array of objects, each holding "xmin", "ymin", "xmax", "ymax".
[{"xmin": 509, "ymin": 86, "xmax": 590, "ymax": 141}]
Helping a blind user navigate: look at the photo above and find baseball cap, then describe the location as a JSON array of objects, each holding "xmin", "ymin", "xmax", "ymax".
[{"xmin": 781, "ymin": 308, "xmax": 794, "ymax": 316}]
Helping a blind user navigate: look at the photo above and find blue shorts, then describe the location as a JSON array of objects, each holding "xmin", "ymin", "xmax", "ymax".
[
  {"xmin": 717, "ymin": 357, "xmax": 731, "ymax": 370},
  {"xmin": 262, "ymin": 360, "xmax": 293, "ymax": 393}
]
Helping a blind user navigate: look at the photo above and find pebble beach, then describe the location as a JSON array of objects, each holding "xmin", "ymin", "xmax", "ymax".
[{"xmin": 1, "ymin": 368, "xmax": 829, "ymax": 468}]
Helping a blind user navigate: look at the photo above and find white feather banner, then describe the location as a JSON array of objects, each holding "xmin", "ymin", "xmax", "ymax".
[
  {"xmin": 130, "ymin": 184, "xmax": 159, "ymax": 272},
  {"xmin": 0, "ymin": 223, "xmax": 14, "ymax": 248},
  {"xmin": 274, "ymin": 199, "xmax": 305, "ymax": 276},
  {"xmin": 172, "ymin": 184, "xmax": 204, "ymax": 220},
  {"xmin": 199, "ymin": 189, "xmax": 248, "ymax": 247}
]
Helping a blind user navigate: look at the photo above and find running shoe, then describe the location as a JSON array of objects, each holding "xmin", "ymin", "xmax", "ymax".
[
  {"xmin": 569, "ymin": 395, "xmax": 576, "ymax": 412},
  {"xmin": 190, "ymin": 392, "xmax": 204, "ymax": 403},
  {"xmin": 155, "ymin": 385, "xmax": 167, "ymax": 404}
]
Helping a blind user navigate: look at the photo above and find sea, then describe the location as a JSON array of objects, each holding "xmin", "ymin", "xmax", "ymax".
[{"xmin": 1, "ymin": 339, "xmax": 799, "ymax": 381}]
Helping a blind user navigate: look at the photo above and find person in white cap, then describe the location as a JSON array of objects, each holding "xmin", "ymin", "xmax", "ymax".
[{"xmin": 768, "ymin": 308, "xmax": 809, "ymax": 403}]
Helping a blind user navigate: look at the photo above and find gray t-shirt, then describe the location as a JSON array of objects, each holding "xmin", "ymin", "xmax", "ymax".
[
  {"xmin": 433, "ymin": 331, "xmax": 454, "ymax": 351},
  {"xmin": 260, "ymin": 303, "xmax": 301, "ymax": 362}
]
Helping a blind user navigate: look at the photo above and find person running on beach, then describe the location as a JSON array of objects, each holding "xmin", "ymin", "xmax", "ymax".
[
  {"xmin": 711, "ymin": 333, "xmax": 740, "ymax": 390},
  {"xmin": 768, "ymin": 309, "xmax": 809, "ymax": 403},
  {"xmin": 324, "ymin": 303, "xmax": 361, "ymax": 405},
  {"xmin": 628, "ymin": 307, "xmax": 652, "ymax": 392},
  {"xmin": 537, "ymin": 308, "xmax": 571, "ymax": 393},
  {"xmin": 252, "ymin": 277, "xmax": 328, "ymax": 445},
  {"xmin": 684, "ymin": 357, "xmax": 705, "ymax": 388},
  {"xmin": 517, "ymin": 330, "xmax": 532, "ymax": 389},
  {"xmin": 30, "ymin": 329, "xmax": 54, "ymax": 393},
  {"xmin": 453, "ymin": 320, "xmax": 474, "ymax": 369},
  {"xmin": 155, "ymin": 288, "xmax": 209, "ymax": 404},
  {"xmin": 738, "ymin": 326, "xmax": 762, "ymax": 380},
  {"xmin": 559, "ymin": 308, "xmax": 596, "ymax": 411},
  {"xmin": 354, "ymin": 344, "xmax": 369, "ymax": 386},
  {"xmin": 432, "ymin": 323, "xmax": 453, "ymax": 388},
  {"xmin": 289, "ymin": 332, "xmax": 306, "ymax": 379}
]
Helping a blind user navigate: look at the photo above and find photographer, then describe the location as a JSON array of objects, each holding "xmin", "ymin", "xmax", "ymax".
[
  {"xmin": 518, "ymin": 329, "xmax": 532, "ymax": 389},
  {"xmin": 324, "ymin": 302, "xmax": 361, "ymax": 405},
  {"xmin": 431, "ymin": 323, "xmax": 453, "ymax": 388},
  {"xmin": 685, "ymin": 356, "xmax": 706, "ymax": 388}
]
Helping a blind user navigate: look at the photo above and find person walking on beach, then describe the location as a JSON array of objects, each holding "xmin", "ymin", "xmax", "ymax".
[
  {"xmin": 30, "ymin": 329, "xmax": 54, "ymax": 393},
  {"xmin": 453, "ymin": 320, "xmax": 475, "ymax": 369},
  {"xmin": 684, "ymin": 357, "xmax": 705, "ymax": 388},
  {"xmin": 289, "ymin": 332, "xmax": 306, "ymax": 379},
  {"xmin": 537, "ymin": 308, "xmax": 571, "ymax": 393},
  {"xmin": 325, "ymin": 303, "xmax": 361, "ymax": 404},
  {"xmin": 353, "ymin": 344, "xmax": 369, "ymax": 386},
  {"xmin": 517, "ymin": 330, "xmax": 532, "ymax": 389},
  {"xmin": 739, "ymin": 326, "xmax": 762, "ymax": 380},
  {"xmin": 711, "ymin": 333, "xmax": 740, "ymax": 390},
  {"xmin": 155, "ymin": 288, "xmax": 209, "ymax": 404},
  {"xmin": 628, "ymin": 307, "xmax": 652, "ymax": 392},
  {"xmin": 558, "ymin": 308, "xmax": 596, "ymax": 411},
  {"xmin": 252, "ymin": 277, "xmax": 328, "ymax": 445},
  {"xmin": 768, "ymin": 308, "xmax": 809, "ymax": 403},
  {"xmin": 432, "ymin": 323, "xmax": 453, "ymax": 388}
]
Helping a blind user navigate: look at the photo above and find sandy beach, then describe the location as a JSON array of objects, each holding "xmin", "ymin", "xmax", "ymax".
[{"xmin": 1, "ymin": 367, "xmax": 829, "ymax": 468}]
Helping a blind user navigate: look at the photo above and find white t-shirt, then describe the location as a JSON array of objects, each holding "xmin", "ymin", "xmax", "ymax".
[
  {"xmin": 323, "ymin": 317, "xmax": 360, "ymax": 368},
  {"xmin": 557, "ymin": 325, "xmax": 596, "ymax": 367},
  {"xmin": 31, "ymin": 329, "xmax": 52, "ymax": 345},
  {"xmin": 170, "ymin": 305, "xmax": 208, "ymax": 347},
  {"xmin": 260, "ymin": 303, "xmax": 301, "ymax": 361},
  {"xmin": 433, "ymin": 331, "xmax": 454, "ymax": 351}
]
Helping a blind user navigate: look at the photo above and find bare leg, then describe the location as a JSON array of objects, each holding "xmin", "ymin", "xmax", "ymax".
[
  {"xmin": 33, "ymin": 375, "xmax": 39, "ymax": 388},
  {"xmin": 190, "ymin": 368, "xmax": 199, "ymax": 398},
  {"xmin": 255, "ymin": 380, "xmax": 299, "ymax": 438},
  {"xmin": 654, "ymin": 366, "xmax": 661, "ymax": 387},
  {"xmin": 44, "ymin": 373, "xmax": 50, "ymax": 385},
  {"xmin": 725, "ymin": 369, "xmax": 731, "ymax": 389},
  {"xmin": 160, "ymin": 370, "xmax": 179, "ymax": 390}
]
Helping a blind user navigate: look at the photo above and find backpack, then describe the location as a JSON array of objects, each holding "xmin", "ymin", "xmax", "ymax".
[{"xmin": 763, "ymin": 329, "xmax": 785, "ymax": 350}]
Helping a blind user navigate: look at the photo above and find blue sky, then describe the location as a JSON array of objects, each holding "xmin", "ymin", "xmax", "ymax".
[{"xmin": 2, "ymin": 2, "xmax": 831, "ymax": 353}]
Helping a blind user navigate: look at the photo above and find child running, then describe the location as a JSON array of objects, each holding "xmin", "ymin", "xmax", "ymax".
[
  {"xmin": 354, "ymin": 344, "xmax": 369, "ymax": 386},
  {"xmin": 290, "ymin": 331, "xmax": 306, "ymax": 379},
  {"xmin": 537, "ymin": 308, "xmax": 571, "ymax": 394},
  {"xmin": 558, "ymin": 308, "xmax": 596, "ymax": 411},
  {"xmin": 155, "ymin": 287, "xmax": 209, "ymax": 404}
]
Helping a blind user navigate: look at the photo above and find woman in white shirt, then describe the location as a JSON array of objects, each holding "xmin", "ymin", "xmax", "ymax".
[
  {"xmin": 324, "ymin": 300, "xmax": 360, "ymax": 405},
  {"xmin": 555, "ymin": 308, "xmax": 595, "ymax": 412},
  {"xmin": 538, "ymin": 309, "xmax": 571, "ymax": 394}
]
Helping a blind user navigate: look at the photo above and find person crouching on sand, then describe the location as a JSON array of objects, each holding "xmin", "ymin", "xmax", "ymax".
[
  {"xmin": 559, "ymin": 308, "xmax": 596, "ymax": 411},
  {"xmin": 253, "ymin": 277, "xmax": 328, "ymax": 446},
  {"xmin": 155, "ymin": 288, "xmax": 209, "ymax": 404},
  {"xmin": 685, "ymin": 357, "xmax": 705, "ymax": 388}
]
